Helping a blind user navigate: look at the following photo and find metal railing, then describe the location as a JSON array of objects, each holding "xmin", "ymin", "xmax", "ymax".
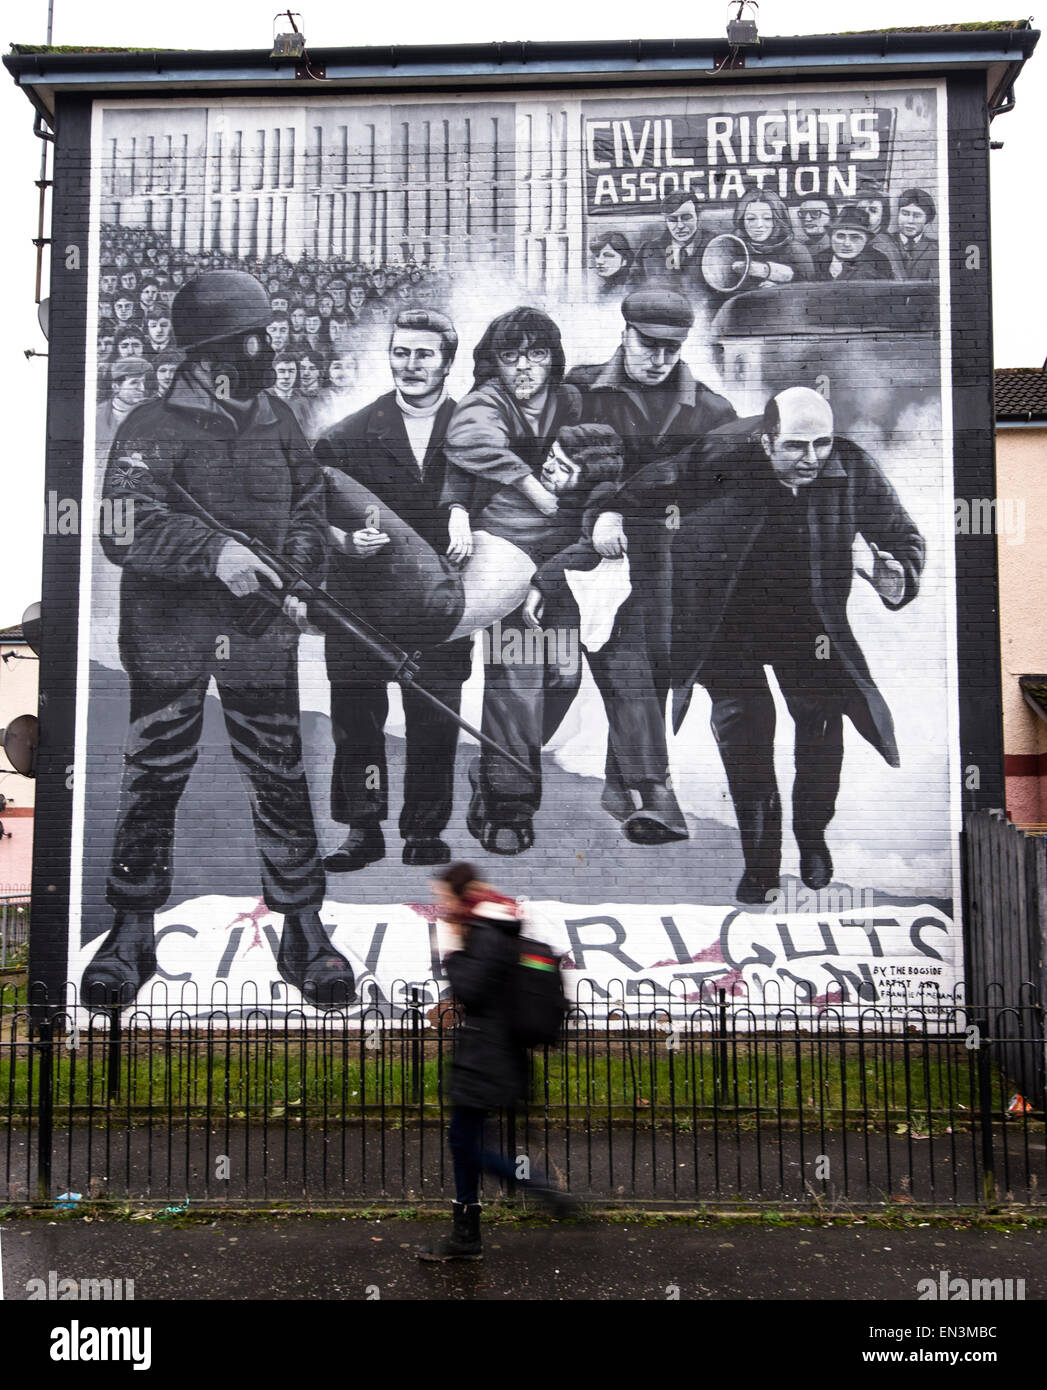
[
  {"xmin": 0, "ymin": 895, "xmax": 30, "ymax": 971},
  {"xmin": 2, "ymin": 978, "xmax": 1043, "ymax": 1210}
]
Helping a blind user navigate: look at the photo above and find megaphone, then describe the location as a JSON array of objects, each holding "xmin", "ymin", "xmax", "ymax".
[{"xmin": 701, "ymin": 234, "xmax": 750, "ymax": 293}]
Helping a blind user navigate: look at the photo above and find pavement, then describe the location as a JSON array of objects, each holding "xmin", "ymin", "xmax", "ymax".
[{"xmin": 2, "ymin": 1212, "xmax": 1044, "ymax": 1301}]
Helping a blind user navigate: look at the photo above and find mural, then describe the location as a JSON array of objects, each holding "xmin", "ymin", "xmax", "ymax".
[{"xmin": 72, "ymin": 84, "xmax": 957, "ymax": 1019}]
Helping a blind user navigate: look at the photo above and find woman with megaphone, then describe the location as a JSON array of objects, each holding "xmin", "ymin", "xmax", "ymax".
[{"xmin": 702, "ymin": 187, "xmax": 814, "ymax": 295}]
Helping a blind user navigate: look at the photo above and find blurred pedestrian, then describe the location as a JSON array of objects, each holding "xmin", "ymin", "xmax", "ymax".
[{"xmin": 419, "ymin": 862, "xmax": 575, "ymax": 1263}]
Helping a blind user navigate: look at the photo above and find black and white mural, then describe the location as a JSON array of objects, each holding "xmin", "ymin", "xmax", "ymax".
[{"xmin": 70, "ymin": 84, "xmax": 957, "ymax": 1018}]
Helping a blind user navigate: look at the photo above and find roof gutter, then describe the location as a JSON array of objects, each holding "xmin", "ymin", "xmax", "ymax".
[{"xmin": 3, "ymin": 28, "xmax": 1039, "ymax": 102}]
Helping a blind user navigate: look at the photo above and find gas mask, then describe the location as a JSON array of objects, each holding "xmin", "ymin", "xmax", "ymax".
[{"xmin": 204, "ymin": 329, "xmax": 275, "ymax": 401}]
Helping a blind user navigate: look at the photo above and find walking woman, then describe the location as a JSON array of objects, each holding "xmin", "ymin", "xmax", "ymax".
[{"xmin": 419, "ymin": 862, "xmax": 574, "ymax": 1261}]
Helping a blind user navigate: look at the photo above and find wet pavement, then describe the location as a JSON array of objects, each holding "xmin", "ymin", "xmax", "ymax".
[{"xmin": 1, "ymin": 1212, "xmax": 1044, "ymax": 1301}]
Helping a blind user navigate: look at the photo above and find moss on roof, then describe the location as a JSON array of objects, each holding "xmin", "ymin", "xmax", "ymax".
[
  {"xmin": 838, "ymin": 20, "xmax": 1032, "ymax": 32},
  {"xmin": 10, "ymin": 45, "xmax": 199, "ymax": 55}
]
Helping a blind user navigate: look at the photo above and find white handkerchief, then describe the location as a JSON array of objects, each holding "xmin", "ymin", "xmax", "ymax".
[{"xmin": 564, "ymin": 557, "xmax": 632, "ymax": 653}]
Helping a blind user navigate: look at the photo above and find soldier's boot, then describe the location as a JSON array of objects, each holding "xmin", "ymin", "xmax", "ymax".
[
  {"xmin": 277, "ymin": 911, "xmax": 357, "ymax": 1009},
  {"xmin": 417, "ymin": 1202, "xmax": 483, "ymax": 1262},
  {"xmin": 81, "ymin": 910, "xmax": 157, "ymax": 1007},
  {"xmin": 623, "ymin": 780, "xmax": 689, "ymax": 845}
]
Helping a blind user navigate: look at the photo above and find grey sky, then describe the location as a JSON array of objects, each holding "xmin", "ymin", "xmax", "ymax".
[{"xmin": 0, "ymin": 1, "xmax": 1041, "ymax": 622}]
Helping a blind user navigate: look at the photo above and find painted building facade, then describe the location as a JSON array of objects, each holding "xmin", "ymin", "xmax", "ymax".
[{"xmin": 5, "ymin": 28, "xmax": 1036, "ymax": 1019}]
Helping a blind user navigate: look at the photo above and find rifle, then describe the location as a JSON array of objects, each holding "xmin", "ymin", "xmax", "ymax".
[{"xmin": 166, "ymin": 480, "xmax": 533, "ymax": 777}]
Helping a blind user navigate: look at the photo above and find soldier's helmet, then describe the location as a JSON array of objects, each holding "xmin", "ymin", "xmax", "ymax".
[{"xmin": 172, "ymin": 270, "xmax": 272, "ymax": 352}]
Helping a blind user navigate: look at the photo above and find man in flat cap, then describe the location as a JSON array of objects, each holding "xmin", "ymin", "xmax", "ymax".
[
  {"xmin": 565, "ymin": 290, "xmax": 736, "ymax": 844},
  {"xmin": 96, "ymin": 357, "xmax": 152, "ymax": 453}
]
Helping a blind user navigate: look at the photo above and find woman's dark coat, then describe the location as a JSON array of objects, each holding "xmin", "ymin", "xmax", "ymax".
[{"xmin": 445, "ymin": 911, "xmax": 529, "ymax": 1110}]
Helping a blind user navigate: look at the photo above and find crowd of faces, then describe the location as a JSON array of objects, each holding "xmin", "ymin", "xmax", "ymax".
[
  {"xmin": 96, "ymin": 224, "xmax": 453, "ymax": 406},
  {"xmin": 589, "ymin": 185, "xmax": 936, "ymax": 285}
]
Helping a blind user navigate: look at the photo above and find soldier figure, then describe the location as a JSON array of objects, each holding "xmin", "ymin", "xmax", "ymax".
[{"xmin": 84, "ymin": 270, "xmax": 356, "ymax": 1008}]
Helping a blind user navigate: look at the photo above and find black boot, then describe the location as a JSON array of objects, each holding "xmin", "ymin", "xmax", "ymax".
[
  {"xmin": 798, "ymin": 836, "xmax": 833, "ymax": 891},
  {"xmin": 417, "ymin": 1202, "xmax": 483, "ymax": 1262},
  {"xmin": 277, "ymin": 911, "xmax": 356, "ymax": 1008},
  {"xmin": 466, "ymin": 760, "xmax": 533, "ymax": 855},
  {"xmin": 403, "ymin": 835, "xmax": 451, "ymax": 867},
  {"xmin": 324, "ymin": 826, "xmax": 385, "ymax": 872},
  {"xmin": 733, "ymin": 794, "xmax": 782, "ymax": 903},
  {"xmin": 623, "ymin": 780, "xmax": 689, "ymax": 845},
  {"xmin": 81, "ymin": 910, "xmax": 157, "ymax": 1007}
]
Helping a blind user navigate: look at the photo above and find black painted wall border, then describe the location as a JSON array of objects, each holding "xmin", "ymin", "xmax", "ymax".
[
  {"xmin": 946, "ymin": 73, "xmax": 1005, "ymax": 819},
  {"xmin": 27, "ymin": 94, "xmax": 91, "ymax": 1010}
]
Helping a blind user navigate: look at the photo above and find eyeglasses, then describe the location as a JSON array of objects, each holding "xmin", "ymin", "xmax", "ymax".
[
  {"xmin": 497, "ymin": 347, "xmax": 551, "ymax": 367},
  {"xmin": 798, "ymin": 208, "xmax": 830, "ymax": 220}
]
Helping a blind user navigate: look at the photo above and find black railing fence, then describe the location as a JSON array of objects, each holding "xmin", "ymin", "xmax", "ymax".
[
  {"xmin": 0, "ymin": 895, "xmax": 30, "ymax": 971},
  {"xmin": 2, "ymin": 811, "xmax": 1043, "ymax": 1210},
  {"xmin": 2, "ymin": 977, "xmax": 1044, "ymax": 1209}
]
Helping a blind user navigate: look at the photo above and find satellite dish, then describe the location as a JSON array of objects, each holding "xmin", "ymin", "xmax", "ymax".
[
  {"xmin": 20, "ymin": 601, "xmax": 41, "ymax": 656},
  {"xmin": 2, "ymin": 714, "xmax": 38, "ymax": 778},
  {"xmin": 701, "ymin": 234, "xmax": 751, "ymax": 293},
  {"xmin": 37, "ymin": 298, "xmax": 50, "ymax": 341}
]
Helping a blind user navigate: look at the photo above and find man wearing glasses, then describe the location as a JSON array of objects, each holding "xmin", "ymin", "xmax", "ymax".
[
  {"xmin": 592, "ymin": 386, "xmax": 925, "ymax": 903},
  {"xmin": 565, "ymin": 290, "xmax": 735, "ymax": 845},
  {"xmin": 442, "ymin": 307, "xmax": 583, "ymax": 854},
  {"xmin": 795, "ymin": 196, "xmax": 836, "ymax": 255}
]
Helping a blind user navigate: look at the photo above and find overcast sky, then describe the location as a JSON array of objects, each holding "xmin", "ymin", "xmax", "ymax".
[{"xmin": 0, "ymin": 0, "xmax": 1042, "ymax": 625}]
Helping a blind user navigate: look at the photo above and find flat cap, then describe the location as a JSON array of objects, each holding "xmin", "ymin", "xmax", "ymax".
[
  {"xmin": 621, "ymin": 288, "xmax": 694, "ymax": 343},
  {"xmin": 110, "ymin": 357, "xmax": 151, "ymax": 380},
  {"xmin": 832, "ymin": 203, "xmax": 872, "ymax": 234}
]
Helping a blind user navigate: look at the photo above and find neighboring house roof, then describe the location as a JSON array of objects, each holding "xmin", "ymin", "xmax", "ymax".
[
  {"xmin": 995, "ymin": 368, "xmax": 1047, "ymax": 423},
  {"xmin": 0, "ymin": 625, "xmax": 26, "ymax": 643}
]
